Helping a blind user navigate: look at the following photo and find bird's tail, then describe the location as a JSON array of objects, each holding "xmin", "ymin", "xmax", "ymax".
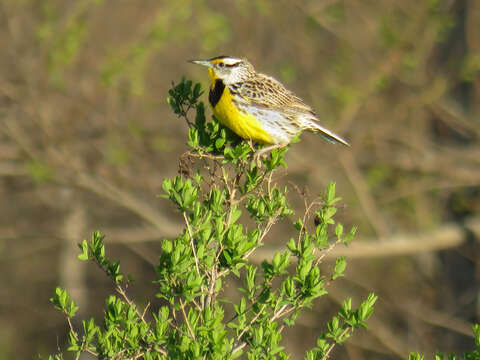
[{"xmin": 310, "ymin": 121, "xmax": 350, "ymax": 146}]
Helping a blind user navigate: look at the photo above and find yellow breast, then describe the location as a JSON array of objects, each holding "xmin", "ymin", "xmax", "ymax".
[{"xmin": 208, "ymin": 69, "xmax": 274, "ymax": 145}]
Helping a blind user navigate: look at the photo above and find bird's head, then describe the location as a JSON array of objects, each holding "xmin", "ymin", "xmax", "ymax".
[{"xmin": 189, "ymin": 56, "xmax": 254, "ymax": 85}]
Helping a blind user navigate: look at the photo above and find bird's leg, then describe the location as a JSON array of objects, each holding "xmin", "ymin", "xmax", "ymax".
[
  {"xmin": 246, "ymin": 139, "xmax": 256, "ymax": 152},
  {"xmin": 253, "ymin": 144, "xmax": 286, "ymax": 165}
]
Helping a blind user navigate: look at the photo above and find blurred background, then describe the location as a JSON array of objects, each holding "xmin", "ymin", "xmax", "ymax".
[{"xmin": 1, "ymin": 0, "xmax": 479, "ymax": 358}]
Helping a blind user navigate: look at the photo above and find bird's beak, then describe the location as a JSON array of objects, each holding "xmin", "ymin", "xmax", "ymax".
[{"xmin": 188, "ymin": 59, "xmax": 213, "ymax": 68}]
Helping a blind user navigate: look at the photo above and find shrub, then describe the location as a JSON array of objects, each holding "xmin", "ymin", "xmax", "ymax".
[{"xmin": 49, "ymin": 78, "xmax": 376, "ymax": 359}]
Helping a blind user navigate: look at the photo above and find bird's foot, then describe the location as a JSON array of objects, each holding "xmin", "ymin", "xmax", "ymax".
[{"xmin": 253, "ymin": 144, "xmax": 285, "ymax": 166}]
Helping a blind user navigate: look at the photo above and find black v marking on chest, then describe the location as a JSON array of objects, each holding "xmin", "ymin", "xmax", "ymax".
[{"xmin": 209, "ymin": 79, "xmax": 226, "ymax": 108}]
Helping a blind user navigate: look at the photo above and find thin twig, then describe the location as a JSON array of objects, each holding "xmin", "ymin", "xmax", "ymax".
[
  {"xmin": 206, "ymin": 264, "xmax": 217, "ymax": 308},
  {"xmin": 316, "ymin": 237, "xmax": 343, "ymax": 267},
  {"xmin": 231, "ymin": 303, "xmax": 267, "ymax": 356},
  {"xmin": 179, "ymin": 298, "xmax": 196, "ymax": 340},
  {"xmin": 321, "ymin": 327, "xmax": 351, "ymax": 360},
  {"xmin": 183, "ymin": 211, "xmax": 200, "ymax": 276}
]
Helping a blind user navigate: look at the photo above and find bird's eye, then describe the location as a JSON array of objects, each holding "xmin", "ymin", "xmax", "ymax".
[{"xmin": 218, "ymin": 63, "xmax": 225, "ymax": 68}]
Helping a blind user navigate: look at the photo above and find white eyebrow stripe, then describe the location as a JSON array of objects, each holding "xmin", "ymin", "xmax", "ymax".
[{"xmin": 221, "ymin": 58, "xmax": 242, "ymax": 66}]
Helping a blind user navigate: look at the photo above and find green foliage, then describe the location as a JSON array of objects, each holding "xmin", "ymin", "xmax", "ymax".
[
  {"xmin": 305, "ymin": 293, "xmax": 377, "ymax": 359},
  {"xmin": 50, "ymin": 78, "xmax": 374, "ymax": 359},
  {"xmin": 78, "ymin": 231, "xmax": 130, "ymax": 284},
  {"xmin": 51, "ymin": 287, "xmax": 79, "ymax": 318},
  {"xmin": 409, "ymin": 354, "xmax": 425, "ymax": 360}
]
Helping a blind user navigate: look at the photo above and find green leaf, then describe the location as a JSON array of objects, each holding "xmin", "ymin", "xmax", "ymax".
[
  {"xmin": 474, "ymin": 324, "xmax": 480, "ymax": 347},
  {"xmin": 335, "ymin": 223, "xmax": 343, "ymax": 239},
  {"xmin": 286, "ymin": 238, "xmax": 297, "ymax": 254},
  {"xmin": 343, "ymin": 226, "xmax": 357, "ymax": 244},
  {"xmin": 324, "ymin": 182, "xmax": 341, "ymax": 205},
  {"xmin": 77, "ymin": 239, "xmax": 89, "ymax": 261},
  {"xmin": 409, "ymin": 353, "xmax": 425, "ymax": 360},
  {"xmin": 50, "ymin": 287, "xmax": 78, "ymax": 317},
  {"xmin": 332, "ymin": 256, "xmax": 346, "ymax": 280},
  {"xmin": 215, "ymin": 137, "xmax": 225, "ymax": 150},
  {"xmin": 293, "ymin": 218, "xmax": 303, "ymax": 230},
  {"xmin": 230, "ymin": 206, "xmax": 242, "ymax": 224}
]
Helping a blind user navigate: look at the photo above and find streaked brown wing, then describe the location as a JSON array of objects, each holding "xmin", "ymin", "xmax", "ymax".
[{"xmin": 236, "ymin": 74, "xmax": 315, "ymax": 115}]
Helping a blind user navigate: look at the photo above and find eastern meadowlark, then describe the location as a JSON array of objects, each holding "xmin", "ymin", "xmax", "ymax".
[{"xmin": 189, "ymin": 56, "xmax": 349, "ymax": 150}]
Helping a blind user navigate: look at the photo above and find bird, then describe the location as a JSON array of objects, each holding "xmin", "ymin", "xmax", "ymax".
[{"xmin": 189, "ymin": 56, "xmax": 349, "ymax": 152}]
